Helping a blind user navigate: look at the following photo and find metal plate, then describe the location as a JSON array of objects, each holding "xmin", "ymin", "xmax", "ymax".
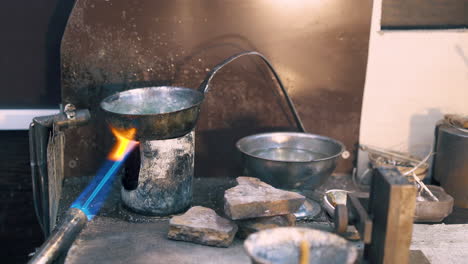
[{"xmin": 60, "ymin": 0, "xmax": 373, "ymax": 178}]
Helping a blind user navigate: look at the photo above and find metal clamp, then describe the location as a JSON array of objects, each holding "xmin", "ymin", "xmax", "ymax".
[
  {"xmin": 64, "ymin": 104, "xmax": 77, "ymax": 120},
  {"xmin": 29, "ymin": 105, "xmax": 90, "ymax": 237}
]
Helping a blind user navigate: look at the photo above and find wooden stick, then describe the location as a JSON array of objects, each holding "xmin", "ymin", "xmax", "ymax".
[
  {"xmin": 412, "ymin": 172, "xmax": 439, "ymax": 202},
  {"xmin": 360, "ymin": 144, "xmax": 422, "ymax": 164},
  {"xmin": 299, "ymin": 240, "xmax": 310, "ymax": 264}
]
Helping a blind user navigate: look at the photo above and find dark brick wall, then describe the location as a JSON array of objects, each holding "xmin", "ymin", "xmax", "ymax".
[{"xmin": 0, "ymin": 131, "xmax": 43, "ymax": 263}]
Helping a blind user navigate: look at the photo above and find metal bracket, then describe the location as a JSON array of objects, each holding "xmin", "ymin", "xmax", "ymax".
[{"xmin": 29, "ymin": 105, "xmax": 90, "ymax": 237}]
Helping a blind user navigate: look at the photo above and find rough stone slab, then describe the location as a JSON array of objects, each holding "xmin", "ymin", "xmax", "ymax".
[
  {"xmin": 168, "ymin": 206, "xmax": 238, "ymax": 247},
  {"xmin": 236, "ymin": 214, "xmax": 296, "ymax": 238},
  {"xmin": 224, "ymin": 177, "xmax": 305, "ymax": 220}
]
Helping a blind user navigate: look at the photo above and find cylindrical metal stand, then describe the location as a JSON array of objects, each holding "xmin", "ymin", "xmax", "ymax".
[
  {"xmin": 433, "ymin": 123, "xmax": 468, "ymax": 208},
  {"xmin": 121, "ymin": 131, "xmax": 195, "ymax": 215},
  {"xmin": 28, "ymin": 208, "xmax": 87, "ymax": 264}
]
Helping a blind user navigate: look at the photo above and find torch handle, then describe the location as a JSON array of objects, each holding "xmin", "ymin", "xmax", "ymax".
[{"xmin": 28, "ymin": 208, "xmax": 87, "ymax": 264}]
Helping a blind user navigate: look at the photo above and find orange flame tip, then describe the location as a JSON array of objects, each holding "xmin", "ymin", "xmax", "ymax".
[{"xmin": 108, "ymin": 127, "xmax": 139, "ymax": 161}]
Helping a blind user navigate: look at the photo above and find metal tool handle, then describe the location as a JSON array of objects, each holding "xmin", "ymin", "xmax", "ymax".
[
  {"xmin": 29, "ymin": 106, "xmax": 91, "ymax": 238},
  {"xmin": 198, "ymin": 51, "xmax": 305, "ymax": 133},
  {"xmin": 28, "ymin": 208, "xmax": 87, "ymax": 264},
  {"xmin": 30, "ymin": 120, "xmax": 53, "ymax": 238}
]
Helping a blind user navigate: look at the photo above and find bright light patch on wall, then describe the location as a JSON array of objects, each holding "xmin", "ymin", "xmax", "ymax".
[{"xmin": 0, "ymin": 109, "xmax": 59, "ymax": 130}]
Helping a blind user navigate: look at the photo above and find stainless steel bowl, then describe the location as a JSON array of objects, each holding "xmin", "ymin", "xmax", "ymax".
[{"xmin": 236, "ymin": 132, "xmax": 345, "ymax": 191}]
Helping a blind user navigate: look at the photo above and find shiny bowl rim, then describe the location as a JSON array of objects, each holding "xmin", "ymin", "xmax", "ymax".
[
  {"xmin": 100, "ymin": 86, "xmax": 205, "ymax": 116},
  {"xmin": 236, "ymin": 132, "xmax": 345, "ymax": 163}
]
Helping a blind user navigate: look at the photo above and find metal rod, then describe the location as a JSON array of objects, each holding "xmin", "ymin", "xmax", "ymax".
[
  {"xmin": 360, "ymin": 144, "xmax": 423, "ymax": 164},
  {"xmin": 28, "ymin": 208, "xmax": 88, "ymax": 264},
  {"xmin": 198, "ymin": 51, "xmax": 306, "ymax": 132},
  {"xmin": 29, "ymin": 122, "xmax": 45, "ymax": 236},
  {"xmin": 33, "ymin": 120, "xmax": 52, "ymax": 237}
]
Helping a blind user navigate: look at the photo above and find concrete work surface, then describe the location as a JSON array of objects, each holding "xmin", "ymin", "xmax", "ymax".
[
  {"xmin": 66, "ymin": 217, "xmax": 250, "ymax": 264},
  {"xmin": 66, "ymin": 218, "xmax": 468, "ymax": 264},
  {"xmin": 60, "ymin": 176, "xmax": 468, "ymax": 263},
  {"xmin": 411, "ymin": 224, "xmax": 468, "ymax": 264}
]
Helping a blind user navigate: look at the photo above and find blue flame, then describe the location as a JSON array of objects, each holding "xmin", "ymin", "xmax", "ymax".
[{"xmin": 71, "ymin": 159, "xmax": 127, "ymax": 220}]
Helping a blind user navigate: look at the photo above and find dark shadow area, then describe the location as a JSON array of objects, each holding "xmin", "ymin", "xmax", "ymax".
[
  {"xmin": 408, "ymin": 108, "xmax": 443, "ymax": 158},
  {"xmin": 195, "ymin": 122, "xmax": 297, "ymax": 179},
  {"xmin": 444, "ymin": 207, "xmax": 468, "ymax": 224},
  {"xmin": 44, "ymin": 0, "xmax": 76, "ymax": 107},
  {"xmin": 0, "ymin": 131, "xmax": 43, "ymax": 263},
  {"xmin": 0, "ymin": 0, "xmax": 75, "ymax": 108},
  {"xmin": 455, "ymin": 44, "xmax": 468, "ymax": 78}
]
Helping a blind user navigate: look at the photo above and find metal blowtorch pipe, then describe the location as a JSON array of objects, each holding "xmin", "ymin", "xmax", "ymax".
[{"xmin": 28, "ymin": 208, "xmax": 88, "ymax": 264}]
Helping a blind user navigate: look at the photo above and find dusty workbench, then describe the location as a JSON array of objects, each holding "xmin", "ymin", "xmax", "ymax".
[
  {"xmin": 58, "ymin": 175, "xmax": 355, "ymax": 263},
  {"xmin": 58, "ymin": 174, "xmax": 468, "ymax": 264}
]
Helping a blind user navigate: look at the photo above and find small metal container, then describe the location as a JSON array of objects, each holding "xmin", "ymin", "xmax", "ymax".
[
  {"xmin": 323, "ymin": 189, "xmax": 350, "ymax": 217},
  {"xmin": 244, "ymin": 227, "xmax": 357, "ymax": 264},
  {"xmin": 236, "ymin": 132, "xmax": 344, "ymax": 191}
]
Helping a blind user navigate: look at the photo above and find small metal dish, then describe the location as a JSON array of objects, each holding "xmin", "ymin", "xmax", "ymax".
[
  {"xmin": 244, "ymin": 227, "xmax": 358, "ymax": 264},
  {"xmin": 323, "ymin": 189, "xmax": 349, "ymax": 217}
]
